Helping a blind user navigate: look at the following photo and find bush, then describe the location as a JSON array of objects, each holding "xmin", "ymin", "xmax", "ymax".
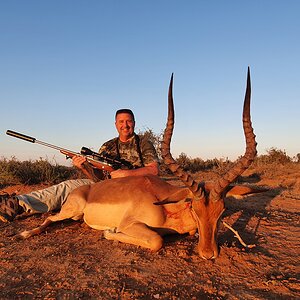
[
  {"xmin": 294, "ymin": 153, "xmax": 300, "ymax": 163},
  {"xmin": 138, "ymin": 128, "xmax": 163, "ymax": 160},
  {"xmin": 173, "ymin": 153, "xmax": 232, "ymax": 174},
  {"xmin": 254, "ymin": 148, "xmax": 292, "ymax": 165},
  {"xmin": 0, "ymin": 157, "xmax": 79, "ymax": 187},
  {"xmin": 1, "ymin": 142, "xmax": 296, "ymax": 188},
  {"xmin": 161, "ymin": 148, "xmax": 296, "ymax": 175}
]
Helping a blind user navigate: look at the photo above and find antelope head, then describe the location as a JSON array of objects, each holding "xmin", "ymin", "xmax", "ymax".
[{"xmin": 161, "ymin": 68, "xmax": 257, "ymax": 259}]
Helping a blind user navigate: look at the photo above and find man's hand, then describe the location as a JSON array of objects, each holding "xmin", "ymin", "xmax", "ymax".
[{"xmin": 72, "ymin": 155, "xmax": 87, "ymax": 170}]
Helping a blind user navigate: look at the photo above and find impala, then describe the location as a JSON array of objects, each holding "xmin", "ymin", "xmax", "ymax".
[{"xmin": 19, "ymin": 68, "xmax": 257, "ymax": 260}]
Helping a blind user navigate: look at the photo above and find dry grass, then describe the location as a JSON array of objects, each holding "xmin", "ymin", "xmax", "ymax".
[
  {"xmin": 1, "ymin": 148, "xmax": 299, "ymax": 188},
  {"xmin": 0, "ymin": 157, "xmax": 81, "ymax": 188}
]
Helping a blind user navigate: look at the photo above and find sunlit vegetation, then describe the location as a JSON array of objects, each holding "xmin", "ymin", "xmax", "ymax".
[
  {"xmin": 0, "ymin": 157, "xmax": 80, "ymax": 188},
  {"xmin": 1, "ymin": 147, "xmax": 298, "ymax": 188},
  {"xmin": 1, "ymin": 129, "xmax": 298, "ymax": 188}
]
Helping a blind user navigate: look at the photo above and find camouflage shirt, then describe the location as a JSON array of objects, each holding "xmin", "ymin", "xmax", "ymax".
[{"xmin": 98, "ymin": 134, "xmax": 158, "ymax": 169}]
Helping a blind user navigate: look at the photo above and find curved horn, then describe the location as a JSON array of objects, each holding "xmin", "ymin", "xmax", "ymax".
[
  {"xmin": 161, "ymin": 74, "xmax": 203, "ymax": 197},
  {"xmin": 210, "ymin": 67, "xmax": 257, "ymax": 201}
]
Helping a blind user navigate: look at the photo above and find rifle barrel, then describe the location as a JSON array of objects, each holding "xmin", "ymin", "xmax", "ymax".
[
  {"xmin": 6, "ymin": 130, "xmax": 36, "ymax": 143},
  {"xmin": 6, "ymin": 129, "xmax": 117, "ymax": 171},
  {"xmin": 6, "ymin": 130, "xmax": 78, "ymax": 155}
]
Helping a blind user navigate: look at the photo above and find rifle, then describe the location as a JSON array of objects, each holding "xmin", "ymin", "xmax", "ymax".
[{"xmin": 6, "ymin": 130, "xmax": 134, "ymax": 173}]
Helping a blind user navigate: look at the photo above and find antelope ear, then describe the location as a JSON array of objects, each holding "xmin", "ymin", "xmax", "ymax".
[
  {"xmin": 226, "ymin": 184, "xmax": 269, "ymax": 198},
  {"xmin": 154, "ymin": 189, "xmax": 192, "ymax": 206}
]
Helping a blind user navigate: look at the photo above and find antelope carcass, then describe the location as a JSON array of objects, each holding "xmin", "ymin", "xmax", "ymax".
[{"xmin": 19, "ymin": 68, "xmax": 257, "ymax": 260}]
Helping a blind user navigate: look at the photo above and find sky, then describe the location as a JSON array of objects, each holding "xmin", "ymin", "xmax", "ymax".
[{"xmin": 1, "ymin": 1, "xmax": 299, "ymax": 166}]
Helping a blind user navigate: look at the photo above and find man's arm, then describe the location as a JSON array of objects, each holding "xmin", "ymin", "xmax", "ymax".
[
  {"xmin": 110, "ymin": 135, "xmax": 159, "ymax": 178},
  {"xmin": 110, "ymin": 161, "xmax": 158, "ymax": 179},
  {"xmin": 72, "ymin": 155, "xmax": 106, "ymax": 182}
]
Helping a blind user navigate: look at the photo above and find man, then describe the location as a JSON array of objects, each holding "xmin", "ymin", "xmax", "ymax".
[{"xmin": 0, "ymin": 109, "xmax": 159, "ymax": 222}]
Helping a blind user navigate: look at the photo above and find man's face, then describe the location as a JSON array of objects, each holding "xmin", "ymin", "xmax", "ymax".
[{"xmin": 115, "ymin": 113, "xmax": 135, "ymax": 142}]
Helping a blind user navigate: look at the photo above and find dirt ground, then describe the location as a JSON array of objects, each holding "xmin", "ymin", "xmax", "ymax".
[{"xmin": 0, "ymin": 164, "xmax": 299, "ymax": 299}]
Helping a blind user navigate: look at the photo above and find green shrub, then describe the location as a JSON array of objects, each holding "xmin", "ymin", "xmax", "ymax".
[
  {"xmin": 0, "ymin": 157, "xmax": 79, "ymax": 187},
  {"xmin": 162, "ymin": 148, "xmax": 296, "ymax": 174},
  {"xmin": 173, "ymin": 153, "xmax": 232, "ymax": 173},
  {"xmin": 254, "ymin": 147, "xmax": 292, "ymax": 165},
  {"xmin": 1, "ymin": 144, "xmax": 297, "ymax": 188}
]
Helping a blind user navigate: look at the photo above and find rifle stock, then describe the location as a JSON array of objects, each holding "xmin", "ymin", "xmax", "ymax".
[
  {"xmin": 59, "ymin": 149, "xmax": 115, "ymax": 172},
  {"xmin": 6, "ymin": 130, "xmax": 125, "ymax": 173}
]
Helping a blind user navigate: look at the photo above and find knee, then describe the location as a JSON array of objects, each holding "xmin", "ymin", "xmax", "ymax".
[{"xmin": 149, "ymin": 235, "xmax": 163, "ymax": 252}]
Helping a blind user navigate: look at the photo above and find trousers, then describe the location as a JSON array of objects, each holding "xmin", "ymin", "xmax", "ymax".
[{"xmin": 17, "ymin": 179, "xmax": 94, "ymax": 213}]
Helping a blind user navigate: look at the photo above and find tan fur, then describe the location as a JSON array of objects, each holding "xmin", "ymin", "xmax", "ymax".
[
  {"xmin": 18, "ymin": 175, "xmax": 263, "ymax": 258},
  {"xmin": 18, "ymin": 176, "xmax": 196, "ymax": 250},
  {"xmin": 18, "ymin": 70, "xmax": 259, "ymax": 260},
  {"xmin": 226, "ymin": 185, "xmax": 268, "ymax": 198}
]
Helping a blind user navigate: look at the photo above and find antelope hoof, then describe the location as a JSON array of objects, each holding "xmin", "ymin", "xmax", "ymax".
[
  {"xmin": 15, "ymin": 231, "xmax": 31, "ymax": 240},
  {"xmin": 103, "ymin": 228, "xmax": 117, "ymax": 240}
]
